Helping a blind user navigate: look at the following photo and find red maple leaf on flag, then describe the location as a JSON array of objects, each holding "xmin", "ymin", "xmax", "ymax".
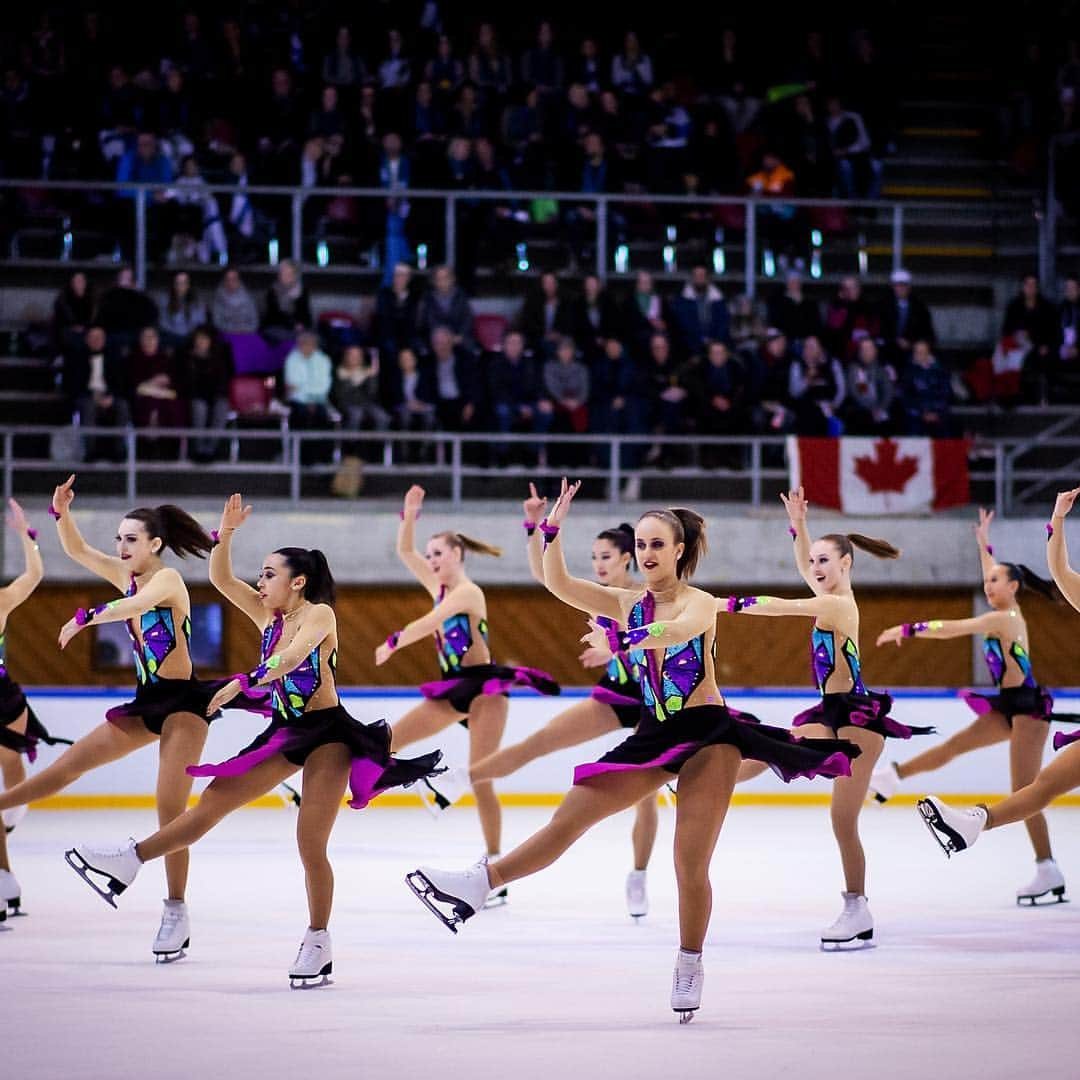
[{"xmin": 853, "ymin": 439, "xmax": 919, "ymax": 493}]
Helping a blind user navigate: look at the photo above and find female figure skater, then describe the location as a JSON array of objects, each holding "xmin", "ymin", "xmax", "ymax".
[
  {"xmin": 872, "ymin": 507, "xmax": 1070, "ymax": 905},
  {"xmin": 0, "ymin": 476, "xmax": 218, "ymax": 959},
  {"xmin": 0, "ymin": 499, "xmax": 69, "ymax": 920},
  {"xmin": 66, "ymin": 493, "xmax": 444, "ymax": 986},
  {"xmin": 721, "ymin": 487, "xmax": 928, "ymax": 948},
  {"xmin": 407, "ymin": 480, "xmax": 859, "ymax": 1023},
  {"xmin": 917, "ymin": 488, "xmax": 1080, "ymax": 886},
  {"xmin": 377, "ymin": 485, "xmax": 559, "ymax": 900},
  {"xmin": 431, "ymin": 484, "xmax": 658, "ymax": 918}
]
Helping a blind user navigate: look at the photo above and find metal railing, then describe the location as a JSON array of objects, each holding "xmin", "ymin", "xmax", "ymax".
[
  {"xmin": 0, "ymin": 179, "xmax": 1036, "ymax": 296},
  {"xmin": 4, "ymin": 421, "xmax": 1080, "ymax": 513}
]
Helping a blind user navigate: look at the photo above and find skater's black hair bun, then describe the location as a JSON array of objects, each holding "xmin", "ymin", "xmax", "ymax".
[
  {"xmin": 125, "ymin": 505, "xmax": 214, "ymax": 559},
  {"xmin": 597, "ymin": 523, "xmax": 637, "ymax": 568},
  {"xmin": 275, "ymin": 547, "xmax": 336, "ymax": 606}
]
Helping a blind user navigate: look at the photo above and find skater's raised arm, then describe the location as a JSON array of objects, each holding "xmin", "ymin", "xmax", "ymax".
[
  {"xmin": 0, "ymin": 499, "xmax": 44, "ymax": 618},
  {"xmin": 975, "ymin": 507, "xmax": 997, "ymax": 580},
  {"xmin": 589, "ymin": 588, "xmax": 718, "ymax": 652},
  {"xmin": 58, "ymin": 568, "xmax": 186, "ymax": 649},
  {"xmin": 875, "ymin": 610, "xmax": 1006, "ymax": 648},
  {"xmin": 208, "ymin": 604, "xmax": 335, "ymax": 714},
  {"xmin": 523, "ymin": 483, "xmax": 547, "ymax": 585},
  {"xmin": 375, "ymin": 581, "xmax": 480, "ymax": 665},
  {"xmin": 720, "ymin": 593, "xmax": 848, "ymax": 620},
  {"xmin": 1047, "ymin": 487, "xmax": 1080, "ymax": 612},
  {"xmin": 50, "ymin": 474, "xmax": 130, "ymax": 592},
  {"xmin": 208, "ymin": 494, "xmax": 265, "ymax": 629},
  {"xmin": 780, "ymin": 487, "xmax": 817, "ymax": 592},
  {"xmin": 397, "ymin": 485, "xmax": 440, "ymax": 598}
]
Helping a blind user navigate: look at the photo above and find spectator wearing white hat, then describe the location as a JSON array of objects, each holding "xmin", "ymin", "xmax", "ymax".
[{"xmin": 880, "ymin": 268, "xmax": 935, "ymax": 366}]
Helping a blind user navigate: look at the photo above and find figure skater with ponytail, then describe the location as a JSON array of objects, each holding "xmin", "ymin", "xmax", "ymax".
[
  {"xmin": 874, "ymin": 506, "xmax": 1075, "ymax": 905},
  {"xmin": 918, "ymin": 488, "xmax": 1080, "ymax": 882},
  {"xmin": 0, "ymin": 498, "xmax": 71, "ymax": 922},
  {"xmin": 378, "ymin": 485, "xmax": 559, "ymax": 902},
  {"xmin": 429, "ymin": 484, "xmax": 659, "ymax": 919},
  {"xmin": 722, "ymin": 486, "xmax": 930, "ymax": 949},
  {"xmin": 407, "ymin": 480, "xmax": 858, "ymax": 1024},
  {"xmin": 66, "ymin": 494, "xmax": 443, "ymax": 987},
  {"xmin": 0, "ymin": 476, "xmax": 220, "ymax": 960}
]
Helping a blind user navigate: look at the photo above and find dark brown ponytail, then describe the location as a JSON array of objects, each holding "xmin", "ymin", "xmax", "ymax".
[
  {"xmin": 1004, "ymin": 562, "xmax": 1060, "ymax": 602},
  {"xmin": 125, "ymin": 505, "xmax": 214, "ymax": 559},
  {"xmin": 436, "ymin": 531, "xmax": 503, "ymax": 558},
  {"xmin": 275, "ymin": 547, "xmax": 336, "ymax": 605},
  {"xmin": 638, "ymin": 507, "xmax": 708, "ymax": 580},
  {"xmin": 821, "ymin": 532, "xmax": 901, "ymax": 562}
]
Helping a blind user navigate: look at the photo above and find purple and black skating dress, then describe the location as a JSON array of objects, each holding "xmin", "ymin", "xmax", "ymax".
[
  {"xmin": 187, "ymin": 611, "xmax": 443, "ymax": 809},
  {"xmin": 574, "ymin": 592, "xmax": 860, "ymax": 785},
  {"xmin": 0, "ymin": 628, "xmax": 71, "ymax": 760}
]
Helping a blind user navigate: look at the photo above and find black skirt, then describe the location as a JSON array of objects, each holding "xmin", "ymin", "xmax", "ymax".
[
  {"xmin": 591, "ymin": 674, "xmax": 642, "ymax": 729},
  {"xmin": 106, "ymin": 677, "xmax": 224, "ymax": 736},
  {"xmin": 792, "ymin": 691, "xmax": 935, "ymax": 740},
  {"xmin": 0, "ymin": 674, "xmax": 72, "ymax": 761},
  {"xmin": 420, "ymin": 663, "xmax": 561, "ymax": 720},
  {"xmin": 574, "ymin": 703, "xmax": 860, "ymax": 786},
  {"xmin": 187, "ymin": 703, "xmax": 444, "ymax": 810},
  {"xmin": 959, "ymin": 684, "xmax": 1076, "ymax": 725}
]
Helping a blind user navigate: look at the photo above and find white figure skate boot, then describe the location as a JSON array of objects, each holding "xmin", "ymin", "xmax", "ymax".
[
  {"xmin": 820, "ymin": 892, "xmax": 874, "ymax": 949},
  {"xmin": 671, "ymin": 949, "xmax": 703, "ymax": 1023},
  {"xmin": 1016, "ymin": 858, "xmax": 1067, "ymax": 906},
  {"xmin": 626, "ymin": 869, "xmax": 648, "ymax": 919},
  {"xmin": 868, "ymin": 762, "xmax": 901, "ymax": 804},
  {"xmin": 153, "ymin": 899, "xmax": 190, "ymax": 962},
  {"xmin": 420, "ymin": 766, "xmax": 470, "ymax": 816},
  {"xmin": 917, "ymin": 796, "xmax": 987, "ymax": 857},
  {"xmin": 2, "ymin": 803, "xmax": 28, "ymax": 834},
  {"xmin": 65, "ymin": 837, "xmax": 141, "ymax": 907},
  {"xmin": 406, "ymin": 859, "xmax": 493, "ymax": 932},
  {"xmin": 0, "ymin": 868, "xmax": 23, "ymax": 917},
  {"xmin": 290, "ymin": 928, "xmax": 332, "ymax": 988}
]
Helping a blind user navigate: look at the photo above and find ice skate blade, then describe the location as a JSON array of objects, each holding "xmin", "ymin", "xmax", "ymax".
[
  {"xmin": 64, "ymin": 848, "xmax": 125, "ymax": 908},
  {"xmin": 1017, "ymin": 887, "xmax": 1068, "ymax": 906},
  {"xmin": 870, "ymin": 791, "xmax": 888, "ymax": 805},
  {"xmin": 916, "ymin": 799, "xmax": 961, "ymax": 858},
  {"xmin": 405, "ymin": 871, "xmax": 474, "ymax": 933},
  {"xmin": 820, "ymin": 931, "xmax": 874, "ymax": 952},
  {"xmin": 483, "ymin": 889, "xmax": 508, "ymax": 910},
  {"xmin": 154, "ymin": 939, "xmax": 190, "ymax": 963},
  {"xmin": 290, "ymin": 968, "xmax": 332, "ymax": 989},
  {"xmin": 675, "ymin": 1009, "xmax": 697, "ymax": 1024}
]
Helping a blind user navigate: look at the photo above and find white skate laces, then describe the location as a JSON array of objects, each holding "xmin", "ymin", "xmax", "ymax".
[
  {"xmin": 626, "ymin": 869, "xmax": 648, "ymax": 919},
  {"xmin": 671, "ymin": 949, "xmax": 703, "ymax": 1024},
  {"xmin": 153, "ymin": 899, "xmax": 190, "ymax": 962},
  {"xmin": 821, "ymin": 892, "xmax": 874, "ymax": 949},
  {"xmin": 290, "ymin": 928, "xmax": 332, "ymax": 988},
  {"xmin": 64, "ymin": 837, "xmax": 142, "ymax": 908},
  {"xmin": 1016, "ymin": 858, "xmax": 1067, "ymax": 906},
  {"xmin": 917, "ymin": 796, "xmax": 987, "ymax": 858}
]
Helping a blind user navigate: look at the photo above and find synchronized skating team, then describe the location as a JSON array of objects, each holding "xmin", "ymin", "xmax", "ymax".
[{"xmin": 2, "ymin": 475, "xmax": 1079, "ymax": 1022}]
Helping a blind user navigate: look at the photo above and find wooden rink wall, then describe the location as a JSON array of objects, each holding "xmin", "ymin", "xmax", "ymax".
[{"xmin": 8, "ymin": 584, "xmax": 1079, "ymax": 690}]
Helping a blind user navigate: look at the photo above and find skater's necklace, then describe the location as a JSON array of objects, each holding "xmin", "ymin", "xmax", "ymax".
[
  {"xmin": 650, "ymin": 583, "xmax": 680, "ymax": 605},
  {"xmin": 282, "ymin": 601, "xmax": 309, "ymax": 623}
]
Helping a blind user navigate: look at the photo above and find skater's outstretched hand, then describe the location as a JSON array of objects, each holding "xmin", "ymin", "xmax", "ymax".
[
  {"xmin": 779, "ymin": 485, "xmax": 807, "ymax": 522},
  {"xmin": 403, "ymin": 484, "xmax": 426, "ymax": 517},
  {"xmin": 219, "ymin": 493, "xmax": 252, "ymax": 534},
  {"xmin": 58, "ymin": 616, "xmax": 84, "ymax": 650},
  {"xmin": 523, "ymin": 482, "xmax": 547, "ymax": 524},
  {"xmin": 207, "ymin": 678, "xmax": 242, "ymax": 715},
  {"xmin": 581, "ymin": 618, "xmax": 609, "ymax": 654},
  {"xmin": 876, "ymin": 625, "xmax": 905, "ymax": 648},
  {"xmin": 579, "ymin": 644, "xmax": 612, "ymax": 668},
  {"xmin": 1053, "ymin": 487, "xmax": 1080, "ymax": 520},
  {"xmin": 545, "ymin": 477, "xmax": 581, "ymax": 529},
  {"xmin": 52, "ymin": 473, "xmax": 76, "ymax": 516},
  {"xmin": 374, "ymin": 641, "xmax": 394, "ymax": 666},
  {"xmin": 6, "ymin": 498, "xmax": 31, "ymax": 535},
  {"xmin": 974, "ymin": 507, "xmax": 994, "ymax": 546}
]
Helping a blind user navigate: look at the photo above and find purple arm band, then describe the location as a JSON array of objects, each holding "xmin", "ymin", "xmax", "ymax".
[
  {"xmin": 400, "ymin": 510, "xmax": 421, "ymax": 520},
  {"xmin": 386, "ymin": 631, "xmax": 401, "ymax": 650},
  {"xmin": 985, "ymin": 544, "xmax": 994, "ymax": 556},
  {"xmin": 902, "ymin": 622, "xmax": 930, "ymax": 637},
  {"xmin": 210, "ymin": 530, "xmax": 220, "ymax": 545},
  {"xmin": 594, "ymin": 615, "xmax": 622, "ymax": 655},
  {"xmin": 26, "ymin": 528, "xmax": 38, "ymax": 541},
  {"xmin": 1047, "ymin": 523, "xmax": 1055, "ymax": 540},
  {"xmin": 74, "ymin": 608, "xmax": 92, "ymax": 626},
  {"xmin": 523, "ymin": 520, "xmax": 538, "ymax": 537},
  {"xmin": 538, "ymin": 520, "xmax": 560, "ymax": 548},
  {"xmin": 727, "ymin": 596, "xmax": 758, "ymax": 613},
  {"xmin": 48, "ymin": 505, "xmax": 62, "ymax": 520},
  {"xmin": 788, "ymin": 526, "xmax": 797, "ymax": 540}
]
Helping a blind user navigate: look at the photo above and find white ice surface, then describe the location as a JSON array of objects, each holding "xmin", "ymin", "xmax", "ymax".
[{"xmin": 5, "ymin": 804, "xmax": 1080, "ymax": 1080}]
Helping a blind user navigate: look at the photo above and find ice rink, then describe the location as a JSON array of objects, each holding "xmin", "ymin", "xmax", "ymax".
[{"xmin": 4, "ymin": 801, "xmax": 1079, "ymax": 1080}]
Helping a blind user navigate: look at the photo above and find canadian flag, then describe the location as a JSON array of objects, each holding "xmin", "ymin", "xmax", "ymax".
[{"xmin": 787, "ymin": 437, "xmax": 970, "ymax": 515}]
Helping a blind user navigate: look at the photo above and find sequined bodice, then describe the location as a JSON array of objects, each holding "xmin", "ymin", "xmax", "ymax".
[
  {"xmin": 628, "ymin": 592, "xmax": 707, "ymax": 722},
  {"xmin": 810, "ymin": 625, "xmax": 865, "ymax": 696},
  {"xmin": 261, "ymin": 614, "xmax": 338, "ymax": 721},
  {"xmin": 433, "ymin": 585, "xmax": 489, "ymax": 674},
  {"xmin": 982, "ymin": 636, "xmax": 1036, "ymax": 689},
  {"xmin": 124, "ymin": 575, "xmax": 190, "ymax": 686}
]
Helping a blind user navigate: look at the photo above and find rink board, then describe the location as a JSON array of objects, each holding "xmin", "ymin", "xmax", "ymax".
[{"xmin": 19, "ymin": 688, "xmax": 1080, "ymax": 806}]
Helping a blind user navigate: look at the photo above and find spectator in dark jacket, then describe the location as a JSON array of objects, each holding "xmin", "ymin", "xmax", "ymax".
[
  {"xmin": 673, "ymin": 264, "xmax": 730, "ymax": 356},
  {"xmin": 1003, "ymin": 274, "xmax": 1060, "ymax": 402},
  {"xmin": 591, "ymin": 336, "xmax": 651, "ymax": 471},
  {"xmin": 624, "ymin": 270, "xmax": 671, "ymax": 349},
  {"xmin": 63, "ymin": 325, "xmax": 131, "ymax": 459},
  {"xmin": 643, "ymin": 332, "xmax": 690, "ymax": 462},
  {"xmin": 767, "ymin": 270, "xmax": 822, "ymax": 343},
  {"xmin": 53, "ymin": 271, "xmax": 94, "ymax": 352},
  {"xmin": 428, "ymin": 326, "xmax": 481, "ymax": 430},
  {"xmin": 1055, "ymin": 276, "xmax": 1080, "ymax": 400},
  {"xmin": 333, "ymin": 345, "xmax": 391, "ymax": 432},
  {"xmin": 568, "ymin": 274, "xmax": 621, "ymax": 361},
  {"xmin": 131, "ymin": 326, "xmax": 187, "ymax": 430},
  {"xmin": 880, "ymin": 268, "xmax": 935, "ymax": 364},
  {"xmin": 487, "ymin": 330, "xmax": 553, "ymax": 463},
  {"xmin": 416, "ymin": 265, "xmax": 475, "ymax": 348},
  {"xmin": 902, "ymin": 340, "xmax": 952, "ymax": 436},
  {"xmin": 388, "ymin": 347, "xmax": 437, "ymax": 453},
  {"xmin": 518, "ymin": 271, "xmax": 574, "ymax": 356},
  {"xmin": 788, "ymin": 335, "xmax": 846, "ymax": 436},
  {"xmin": 94, "ymin": 267, "xmax": 159, "ymax": 346},
  {"xmin": 374, "ymin": 263, "xmax": 421, "ymax": 358},
  {"xmin": 262, "ymin": 260, "xmax": 313, "ymax": 344},
  {"xmin": 747, "ymin": 328, "xmax": 795, "ymax": 433},
  {"xmin": 693, "ymin": 339, "xmax": 746, "ymax": 436},
  {"xmin": 822, "ymin": 275, "xmax": 878, "ymax": 362},
  {"xmin": 844, "ymin": 337, "xmax": 896, "ymax": 435},
  {"xmin": 181, "ymin": 325, "xmax": 233, "ymax": 461}
]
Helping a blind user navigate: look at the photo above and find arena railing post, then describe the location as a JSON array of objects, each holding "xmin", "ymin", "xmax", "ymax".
[
  {"xmin": 596, "ymin": 197, "xmax": 607, "ymax": 281},
  {"xmin": 744, "ymin": 199, "xmax": 756, "ymax": 299},
  {"xmin": 291, "ymin": 192, "xmax": 303, "ymax": 266},
  {"xmin": 892, "ymin": 205, "xmax": 903, "ymax": 273},
  {"xmin": 134, "ymin": 188, "xmax": 147, "ymax": 288},
  {"xmin": 125, "ymin": 427, "xmax": 137, "ymax": 503},
  {"xmin": 445, "ymin": 195, "xmax": 456, "ymax": 269}
]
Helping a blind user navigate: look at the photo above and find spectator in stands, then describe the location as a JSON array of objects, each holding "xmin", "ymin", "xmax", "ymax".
[
  {"xmin": 767, "ymin": 270, "xmax": 822, "ymax": 342},
  {"xmin": 728, "ymin": 292, "xmax": 769, "ymax": 354},
  {"xmin": 181, "ymin": 325, "xmax": 233, "ymax": 462},
  {"xmin": 52, "ymin": 271, "xmax": 94, "ymax": 352},
  {"xmin": 322, "ymin": 25, "xmax": 367, "ymax": 90},
  {"xmin": 691, "ymin": 339, "xmax": 747, "ymax": 467},
  {"xmin": 374, "ymin": 262, "xmax": 420, "ymax": 358},
  {"xmin": 569, "ymin": 274, "xmax": 621, "ymax": 360},
  {"xmin": 544, "ymin": 336, "xmax": 590, "ymax": 434},
  {"xmin": 259, "ymin": 68, "xmax": 303, "ymax": 181},
  {"xmin": 262, "ymin": 260, "xmax": 313, "ymax": 345},
  {"xmin": 788, "ymin": 334, "xmax": 846, "ymax": 436},
  {"xmin": 378, "ymin": 28, "xmax": 413, "ymax": 91},
  {"xmin": 1056, "ymin": 276, "xmax": 1080, "ymax": 399},
  {"xmin": 570, "ymin": 36, "xmax": 603, "ymax": 94},
  {"xmin": 747, "ymin": 328, "xmax": 795, "ymax": 433},
  {"xmin": 468, "ymin": 23, "xmax": 512, "ymax": 104},
  {"xmin": 1002, "ymin": 273, "xmax": 1059, "ymax": 403},
  {"xmin": 116, "ymin": 131, "xmax": 176, "ymax": 257},
  {"xmin": 566, "ymin": 132, "xmax": 624, "ymax": 262},
  {"xmin": 131, "ymin": 326, "xmax": 187, "ymax": 431},
  {"xmin": 487, "ymin": 330, "xmax": 553, "ymax": 464},
  {"xmin": 170, "ymin": 155, "xmax": 227, "ymax": 263},
  {"xmin": 880, "ymin": 268, "xmax": 935, "ymax": 364},
  {"xmin": 428, "ymin": 326, "xmax": 480, "ymax": 431},
  {"xmin": 560, "ymin": 82, "xmax": 598, "ymax": 153},
  {"xmin": 823, "ymin": 274, "xmax": 878, "ymax": 361},
  {"xmin": 624, "ymin": 270, "xmax": 670, "ymax": 348},
  {"xmin": 591, "ymin": 336, "xmax": 651, "ymax": 476},
  {"xmin": 416, "ymin": 265, "xmax": 474, "ymax": 347},
  {"xmin": 902, "ymin": 339, "xmax": 952, "ymax": 436},
  {"xmin": 521, "ymin": 21, "xmax": 564, "ymax": 103},
  {"xmin": 519, "ymin": 271, "xmax": 573, "ymax": 355},
  {"xmin": 746, "ymin": 150, "xmax": 798, "ymax": 265},
  {"xmin": 611, "ymin": 31, "xmax": 653, "ymax": 98},
  {"xmin": 844, "ymin": 337, "xmax": 896, "ymax": 435},
  {"xmin": 824, "ymin": 96, "xmax": 882, "ymax": 199},
  {"xmin": 426, "ymin": 34, "xmax": 465, "ymax": 105},
  {"xmin": 333, "ymin": 344, "xmax": 391, "ymax": 433},
  {"xmin": 94, "ymin": 267, "xmax": 159, "ymax": 347},
  {"xmin": 673, "ymin": 264, "xmax": 730, "ymax": 357},
  {"xmin": 284, "ymin": 331, "xmax": 335, "ymax": 461},
  {"xmin": 308, "ymin": 85, "xmax": 347, "ymax": 140},
  {"xmin": 390, "ymin": 347, "xmax": 437, "ymax": 452},
  {"xmin": 644, "ymin": 81, "xmax": 693, "ymax": 192},
  {"xmin": 500, "ymin": 85, "xmax": 546, "ymax": 183},
  {"xmin": 643, "ymin": 332, "xmax": 690, "ymax": 464},
  {"xmin": 62, "ymin": 325, "xmax": 131, "ymax": 460},
  {"xmin": 160, "ymin": 272, "xmax": 207, "ymax": 348},
  {"xmin": 211, "ymin": 268, "xmax": 259, "ymax": 335}
]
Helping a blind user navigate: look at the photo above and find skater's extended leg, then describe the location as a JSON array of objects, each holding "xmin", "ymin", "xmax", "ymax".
[
  {"xmin": 389, "ymin": 700, "xmax": 461, "ymax": 752},
  {"xmin": 0, "ymin": 718, "xmax": 155, "ymax": 810},
  {"xmin": 295, "ymin": 743, "xmax": 350, "ymax": 930},
  {"xmin": 155, "ymin": 711, "xmax": 210, "ymax": 901},
  {"xmin": 830, "ymin": 726, "xmax": 885, "ymax": 895},
  {"xmin": 488, "ymin": 768, "xmax": 667, "ymax": 888},
  {"xmin": 670, "ymin": 745, "xmax": 741, "ymax": 952},
  {"xmin": 1009, "ymin": 715, "xmax": 1052, "ymax": 860},
  {"xmin": 470, "ymin": 699, "xmax": 619, "ymax": 784},
  {"xmin": 136, "ymin": 757, "xmax": 297, "ymax": 861},
  {"xmin": 895, "ymin": 713, "xmax": 1009, "ymax": 780},
  {"xmin": 0, "ymin": 816, "xmax": 9, "ymax": 871},
  {"xmin": 467, "ymin": 693, "xmax": 508, "ymax": 856},
  {"xmin": 632, "ymin": 792, "xmax": 658, "ymax": 871},
  {"xmin": 982, "ymin": 739, "xmax": 1080, "ymax": 829}
]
